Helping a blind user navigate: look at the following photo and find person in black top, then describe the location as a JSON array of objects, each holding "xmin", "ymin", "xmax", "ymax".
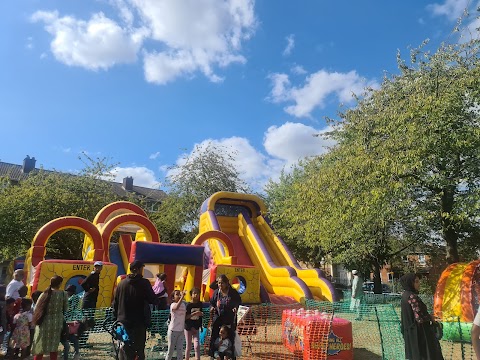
[
  {"xmin": 208, "ymin": 275, "xmax": 241, "ymax": 359},
  {"xmin": 185, "ymin": 287, "xmax": 203, "ymax": 360},
  {"xmin": 81, "ymin": 261, "xmax": 103, "ymax": 309},
  {"xmin": 400, "ymin": 273, "xmax": 444, "ymax": 360},
  {"xmin": 113, "ymin": 260, "xmax": 157, "ymax": 360}
]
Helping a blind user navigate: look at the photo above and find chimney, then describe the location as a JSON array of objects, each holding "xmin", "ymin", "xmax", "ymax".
[
  {"xmin": 123, "ymin": 176, "xmax": 133, "ymax": 191},
  {"xmin": 22, "ymin": 156, "xmax": 36, "ymax": 173}
]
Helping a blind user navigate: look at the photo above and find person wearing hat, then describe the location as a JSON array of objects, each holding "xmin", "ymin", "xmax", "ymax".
[
  {"xmin": 113, "ymin": 260, "xmax": 157, "ymax": 360},
  {"xmin": 81, "ymin": 261, "xmax": 103, "ymax": 310},
  {"xmin": 350, "ymin": 270, "xmax": 364, "ymax": 320}
]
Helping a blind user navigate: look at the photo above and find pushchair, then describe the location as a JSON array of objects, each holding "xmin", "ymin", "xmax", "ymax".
[
  {"xmin": 206, "ymin": 310, "xmax": 243, "ymax": 360},
  {"xmin": 103, "ymin": 319, "xmax": 132, "ymax": 360}
]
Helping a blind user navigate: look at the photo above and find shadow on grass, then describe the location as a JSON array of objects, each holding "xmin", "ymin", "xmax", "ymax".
[{"xmin": 354, "ymin": 348, "xmax": 382, "ymax": 360}]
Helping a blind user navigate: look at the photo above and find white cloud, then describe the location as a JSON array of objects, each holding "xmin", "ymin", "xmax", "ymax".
[
  {"xmin": 268, "ymin": 70, "xmax": 378, "ymax": 118},
  {"xmin": 110, "ymin": 166, "xmax": 159, "ymax": 188},
  {"xmin": 32, "ymin": 0, "xmax": 256, "ymax": 83},
  {"xmin": 460, "ymin": 16, "xmax": 480, "ymax": 42},
  {"xmin": 264, "ymin": 122, "xmax": 335, "ymax": 165},
  {"xmin": 283, "ymin": 34, "xmax": 295, "ymax": 56},
  {"xmin": 427, "ymin": 0, "xmax": 470, "ymax": 21},
  {"xmin": 427, "ymin": 1, "xmax": 480, "ymax": 42},
  {"xmin": 166, "ymin": 122, "xmax": 335, "ymax": 190},
  {"xmin": 31, "ymin": 11, "xmax": 145, "ymax": 70},
  {"xmin": 149, "ymin": 151, "xmax": 161, "ymax": 160},
  {"xmin": 136, "ymin": 0, "xmax": 256, "ymax": 84},
  {"xmin": 26, "ymin": 37, "xmax": 34, "ymax": 50},
  {"xmin": 291, "ymin": 64, "xmax": 307, "ymax": 75}
]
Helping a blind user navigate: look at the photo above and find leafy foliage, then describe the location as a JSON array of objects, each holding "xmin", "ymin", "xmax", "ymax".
[
  {"xmin": 265, "ymin": 36, "xmax": 480, "ymax": 292},
  {"xmin": 0, "ymin": 155, "xmax": 124, "ymax": 259},
  {"xmin": 151, "ymin": 142, "xmax": 250, "ymax": 243}
]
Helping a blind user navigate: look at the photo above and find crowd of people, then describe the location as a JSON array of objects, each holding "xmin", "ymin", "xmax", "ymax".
[
  {"xmin": 0, "ymin": 261, "xmax": 243, "ymax": 360},
  {"xmin": 112, "ymin": 261, "xmax": 241, "ymax": 360},
  {"xmin": 6, "ymin": 262, "xmax": 479, "ymax": 360},
  {"xmin": 0, "ymin": 267, "xmax": 97, "ymax": 360}
]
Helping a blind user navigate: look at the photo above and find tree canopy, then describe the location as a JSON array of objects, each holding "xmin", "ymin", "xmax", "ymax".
[
  {"xmin": 265, "ymin": 36, "xmax": 480, "ymax": 292},
  {"xmin": 151, "ymin": 142, "xmax": 250, "ymax": 244},
  {"xmin": 0, "ymin": 155, "xmax": 131, "ymax": 259}
]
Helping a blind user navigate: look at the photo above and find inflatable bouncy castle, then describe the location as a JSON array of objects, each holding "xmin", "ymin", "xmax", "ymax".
[
  {"xmin": 434, "ymin": 260, "xmax": 480, "ymax": 341},
  {"xmin": 434, "ymin": 260, "xmax": 480, "ymax": 323}
]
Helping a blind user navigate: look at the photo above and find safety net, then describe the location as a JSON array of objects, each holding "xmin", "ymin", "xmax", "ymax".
[{"xmin": 6, "ymin": 294, "xmax": 476, "ymax": 359}]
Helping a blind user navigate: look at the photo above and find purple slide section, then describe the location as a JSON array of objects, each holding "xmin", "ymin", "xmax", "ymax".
[
  {"xmin": 207, "ymin": 209, "xmax": 312, "ymax": 300},
  {"xmin": 264, "ymin": 216, "xmax": 337, "ymax": 301},
  {"xmin": 240, "ymin": 210, "xmax": 313, "ymax": 299}
]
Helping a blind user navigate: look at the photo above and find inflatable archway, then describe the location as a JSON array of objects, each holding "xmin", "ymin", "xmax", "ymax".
[
  {"xmin": 100, "ymin": 213, "xmax": 160, "ymax": 262},
  {"xmin": 192, "ymin": 230, "xmax": 237, "ymax": 265},
  {"xmin": 24, "ymin": 217, "xmax": 104, "ymax": 285},
  {"xmin": 93, "ymin": 201, "xmax": 148, "ymax": 224},
  {"xmin": 434, "ymin": 260, "xmax": 480, "ymax": 322},
  {"xmin": 82, "ymin": 201, "xmax": 149, "ymax": 260}
]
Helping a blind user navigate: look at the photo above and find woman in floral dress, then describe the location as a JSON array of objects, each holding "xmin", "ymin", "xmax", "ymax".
[{"xmin": 32, "ymin": 275, "xmax": 68, "ymax": 360}]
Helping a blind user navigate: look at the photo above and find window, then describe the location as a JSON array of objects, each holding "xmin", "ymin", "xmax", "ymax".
[{"xmin": 418, "ymin": 254, "xmax": 426, "ymax": 265}]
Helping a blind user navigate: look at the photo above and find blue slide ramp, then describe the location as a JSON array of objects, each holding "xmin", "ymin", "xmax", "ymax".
[{"xmin": 109, "ymin": 243, "xmax": 126, "ymax": 276}]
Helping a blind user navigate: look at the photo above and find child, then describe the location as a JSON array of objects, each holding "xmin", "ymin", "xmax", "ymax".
[
  {"xmin": 184, "ymin": 287, "xmax": 203, "ymax": 360},
  {"xmin": 26, "ymin": 291, "xmax": 42, "ymax": 357},
  {"xmin": 10, "ymin": 298, "xmax": 32, "ymax": 359},
  {"xmin": 214, "ymin": 325, "xmax": 233, "ymax": 360},
  {"xmin": 63, "ymin": 318, "xmax": 94, "ymax": 360},
  {"xmin": 3, "ymin": 297, "xmax": 16, "ymax": 351},
  {"xmin": 152, "ymin": 273, "xmax": 168, "ymax": 310},
  {"xmin": 165, "ymin": 290, "xmax": 186, "ymax": 360}
]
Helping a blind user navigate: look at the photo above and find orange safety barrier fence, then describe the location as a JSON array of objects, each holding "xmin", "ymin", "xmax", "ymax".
[{"xmin": 201, "ymin": 303, "xmax": 333, "ymax": 360}]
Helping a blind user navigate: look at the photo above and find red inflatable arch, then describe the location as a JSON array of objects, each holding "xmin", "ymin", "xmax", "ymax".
[
  {"xmin": 30, "ymin": 217, "xmax": 104, "ymax": 267},
  {"xmin": 192, "ymin": 230, "xmax": 237, "ymax": 265},
  {"xmin": 93, "ymin": 201, "xmax": 148, "ymax": 225},
  {"xmin": 100, "ymin": 213, "xmax": 160, "ymax": 262}
]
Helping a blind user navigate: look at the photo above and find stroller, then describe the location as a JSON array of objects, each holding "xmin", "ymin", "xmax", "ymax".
[
  {"xmin": 103, "ymin": 319, "xmax": 133, "ymax": 360},
  {"xmin": 207, "ymin": 310, "xmax": 242, "ymax": 360}
]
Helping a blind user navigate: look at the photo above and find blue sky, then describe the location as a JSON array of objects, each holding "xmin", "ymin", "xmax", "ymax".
[{"xmin": 1, "ymin": 0, "xmax": 478, "ymax": 191}]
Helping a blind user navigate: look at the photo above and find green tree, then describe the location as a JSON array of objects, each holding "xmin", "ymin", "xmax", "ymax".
[
  {"xmin": 265, "ymin": 168, "xmax": 327, "ymax": 268},
  {"xmin": 151, "ymin": 142, "xmax": 250, "ymax": 243},
  {"xmin": 266, "ymin": 36, "xmax": 480, "ymax": 292},
  {"xmin": 0, "ymin": 155, "xmax": 123, "ymax": 259},
  {"xmin": 340, "ymin": 39, "xmax": 480, "ymax": 264}
]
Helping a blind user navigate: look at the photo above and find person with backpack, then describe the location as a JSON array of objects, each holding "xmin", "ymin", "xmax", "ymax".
[{"xmin": 113, "ymin": 260, "xmax": 157, "ymax": 360}]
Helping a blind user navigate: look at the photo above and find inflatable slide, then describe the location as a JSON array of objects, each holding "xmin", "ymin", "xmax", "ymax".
[{"xmin": 194, "ymin": 192, "xmax": 335, "ymax": 303}]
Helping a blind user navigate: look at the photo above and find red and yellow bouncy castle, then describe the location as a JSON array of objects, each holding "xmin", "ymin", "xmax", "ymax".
[{"xmin": 434, "ymin": 260, "xmax": 480, "ymax": 322}]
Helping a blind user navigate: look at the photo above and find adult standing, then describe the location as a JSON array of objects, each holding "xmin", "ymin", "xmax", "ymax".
[
  {"xmin": 31, "ymin": 275, "xmax": 68, "ymax": 360},
  {"xmin": 471, "ymin": 308, "xmax": 480, "ymax": 359},
  {"xmin": 6, "ymin": 270, "xmax": 25, "ymax": 300},
  {"xmin": 113, "ymin": 260, "xmax": 157, "ymax": 360},
  {"xmin": 400, "ymin": 273, "xmax": 444, "ymax": 360},
  {"xmin": 350, "ymin": 270, "xmax": 364, "ymax": 320},
  {"xmin": 208, "ymin": 274, "xmax": 241, "ymax": 359},
  {"xmin": 81, "ymin": 261, "xmax": 103, "ymax": 310}
]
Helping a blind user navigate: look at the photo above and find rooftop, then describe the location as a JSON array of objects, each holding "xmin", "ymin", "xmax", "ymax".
[{"xmin": 0, "ymin": 158, "xmax": 166, "ymax": 202}]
